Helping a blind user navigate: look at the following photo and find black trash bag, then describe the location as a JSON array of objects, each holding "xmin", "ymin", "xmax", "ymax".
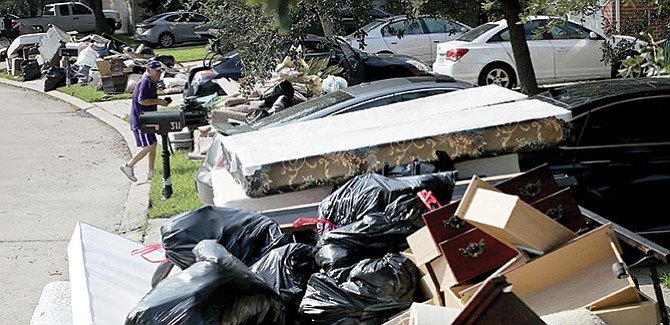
[
  {"xmin": 268, "ymin": 94, "xmax": 293, "ymax": 114},
  {"xmin": 44, "ymin": 66, "xmax": 66, "ymax": 92},
  {"xmin": 318, "ymin": 171, "xmax": 456, "ymax": 227},
  {"xmin": 161, "ymin": 206, "xmax": 293, "ymax": 270},
  {"xmin": 262, "ymin": 80, "xmax": 294, "ymax": 106},
  {"xmin": 250, "ymin": 243, "xmax": 318, "ymax": 322},
  {"xmin": 22, "ymin": 59, "xmax": 41, "ymax": 81},
  {"xmin": 246, "ymin": 107, "xmax": 269, "ymax": 124},
  {"xmin": 314, "ymin": 214, "xmax": 418, "ymax": 272},
  {"xmin": 386, "ymin": 151, "xmax": 455, "ymax": 178},
  {"xmin": 126, "ymin": 240, "xmax": 286, "ymax": 325},
  {"xmin": 299, "ymin": 253, "xmax": 418, "ymax": 325}
]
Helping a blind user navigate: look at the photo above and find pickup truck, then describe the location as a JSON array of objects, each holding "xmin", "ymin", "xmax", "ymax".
[{"xmin": 17, "ymin": 2, "xmax": 121, "ymax": 34}]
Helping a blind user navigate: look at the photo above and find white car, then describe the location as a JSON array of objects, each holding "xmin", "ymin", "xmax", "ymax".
[
  {"xmin": 347, "ymin": 16, "xmax": 471, "ymax": 64},
  {"xmin": 432, "ymin": 17, "xmax": 640, "ymax": 88}
]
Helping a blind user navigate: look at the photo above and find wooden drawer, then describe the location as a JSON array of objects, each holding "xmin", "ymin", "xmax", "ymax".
[
  {"xmin": 531, "ymin": 187, "xmax": 588, "ymax": 233},
  {"xmin": 502, "ymin": 225, "xmax": 640, "ymax": 316},
  {"xmin": 422, "ymin": 202, "xmax": 473, "ymax": 244},
  {"xmin": 494, "ymin": 164, "xmax": 560, "ymax": 203},
  {"xmin": 433, "ymin": 228, "xmax": 518, "ymax": 286}
]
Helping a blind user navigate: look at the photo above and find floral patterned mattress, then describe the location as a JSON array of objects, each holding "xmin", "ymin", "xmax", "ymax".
[{"xmin": 220, "ymin": 86, "xmax": 571, "ymax": 197}]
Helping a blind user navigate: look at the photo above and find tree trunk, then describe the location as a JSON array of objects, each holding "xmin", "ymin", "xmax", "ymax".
[
  {"xmin": 88, "ymin": 0, "xmax": 112, "ymax": 34},
  {"xmin": 499, "ymin": 0, "xmax": 540, "ymax": 95}
]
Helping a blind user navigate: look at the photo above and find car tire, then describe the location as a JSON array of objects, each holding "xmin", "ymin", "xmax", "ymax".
[
  {"xmin": 158, "ymin": 32, "xmax": 175, "ymax": 48},
  {"xmin": 105, "ymin": 19, "xmax": 116, "ymax": 35},
  {"xmin": 478, "ymin": 63, "xmax": 517, "ymax": 89},
  {"xmin": 612, "ymin": 51, "xmax": 642, "ymax": 78}
]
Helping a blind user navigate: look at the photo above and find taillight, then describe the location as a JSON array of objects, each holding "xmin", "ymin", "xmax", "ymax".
[
  {"xmin": 446, "ymin": 48, "xmax": 469, "ymax": 62},
  {"xmin": 11, "ymin": 22, "xmax": 17, "ymax": 29},
  {"xmin": 143, "ymin": 24, "xmax": 156, "ymax": 29},
  {"xmin": 215, "ymin": 154, "xmax": 226, "ymax": 168}
]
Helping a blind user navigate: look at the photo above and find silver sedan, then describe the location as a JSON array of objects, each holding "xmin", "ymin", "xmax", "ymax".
[{"xmin": 134, "ymin": 11, "xmax": 209, "ymax": 48}]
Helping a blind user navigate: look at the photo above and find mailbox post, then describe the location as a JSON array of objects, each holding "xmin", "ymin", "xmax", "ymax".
[{"xmin": 138, "ymin": 110, "xmax": 185, "ymax": 199}]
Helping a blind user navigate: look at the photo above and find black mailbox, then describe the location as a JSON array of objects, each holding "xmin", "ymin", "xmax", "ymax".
[{"xmin": 139, "ymin": 111, "xmax": 185, "ymax": 134}]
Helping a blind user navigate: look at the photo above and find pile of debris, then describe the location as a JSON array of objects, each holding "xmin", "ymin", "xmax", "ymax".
[
  {"xmin": 2, "ymin": 25, "xmax": 189, "ymax": 94},
  {"xmin": 186, "ymin": 54, "xmax": 347, "ymax": 128},
  {"xmin": 113, "ymin": 164, "xmax": 660, "ymax": 324}
]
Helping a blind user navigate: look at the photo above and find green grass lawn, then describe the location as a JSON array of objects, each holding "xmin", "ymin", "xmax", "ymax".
[
  {"xmin": 148, "ymin": 147, "xmax": 203, "ymax": 219},
  {"xmin": 113, "ymin": 33, "xmax": 208, "ymax": 63},
  {"xmin": 1, "ymin": 73, "xmax": 24, "ymax": 82},
  {"xmin": 155, "ymin": 46, "xmax": 209, "ymax": 63},
  {"xmin": 57, "ymin": 84, "xmax": 133, "ymax": 102}
]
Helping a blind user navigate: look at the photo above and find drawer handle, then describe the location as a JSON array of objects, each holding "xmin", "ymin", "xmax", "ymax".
[
  {"xmin": 519, "ymin": 179, "xmax": 542, "ymax": 198},
  {"xmin": 442, "ymin": 215, "xmax": 465, "ymax": 229},
  {"xmin": 459, "ymin": 239, "xmax": 486, "ymax": 258},
  {"xmin": 546, "ymin": 204, "xmax": 565, "ymax": 221}
]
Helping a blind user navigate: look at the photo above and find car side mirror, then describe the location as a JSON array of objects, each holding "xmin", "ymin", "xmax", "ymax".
[
  {"xmin": 589, "ymin": 31, "xmax": 599, "ymax": 40},
  {"xmin": 461, "ymin": 27, "xmax": 469, "ymax": 33}
]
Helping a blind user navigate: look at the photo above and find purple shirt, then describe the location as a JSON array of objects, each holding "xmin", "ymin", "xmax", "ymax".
[{"xmin": 130, "ymin": 74, "xmax": 158, "ymax": 130}]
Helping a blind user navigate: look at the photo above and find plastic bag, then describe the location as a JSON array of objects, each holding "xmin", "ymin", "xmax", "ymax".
[
  {"xmin": 43, "ymin": 66, "xmax": 66, "ymax": 92},
  {"xmin": 386, "ymin": 151, "xmax": 455, "ymax": 178},
  {"xmin": 126, "ymin": 240, "xmax": 286, "ymax": 325},
  {"xmin": 246, "ymin": 107, "xmax": 270, "ymax": 124},
  {"xmin": 262, "ymin": 80, "xmax": 294, "ymax": 106},
  {"xmin": 268, "ymin": 94, "xmax": 292, "ymax": 114},
  {"xmin": 299, "ymin": 253, "xmax": 418, "ymax": 325},
  {"xmin": 250, "ymin": 243, "xmax": 318, "ymax": 322},
  {"xmin": 22, "ymin": 59, "xmax": 41, "ymax": 81},
  {"xmin": 318, "ymin": 172, "xmax": 456, "ymax": 227},
  {"xmin": 315, "ymin": 214, "xmax": 417, "ymax": 271},
  {"xmin": 322, "ymin": 75, "xmax": 348, "ymax": 93},
  {"xmin": 160, "ymin": 206, "xmax": 293, "ymax": 270}
]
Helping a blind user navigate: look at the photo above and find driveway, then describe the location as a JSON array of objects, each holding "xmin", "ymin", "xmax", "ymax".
[{"xmin": 0, "ymin": 84, "xmax": 130, "ymax": 324}]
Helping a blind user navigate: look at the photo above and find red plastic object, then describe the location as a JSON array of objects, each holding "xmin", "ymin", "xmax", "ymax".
[
  {"xmin": 417, "ymin": 189, "xmax": 442, "ymax": 211},
  {"xmin": 131, "ymin": 243, "xmax": 168, "ymax": 264}
]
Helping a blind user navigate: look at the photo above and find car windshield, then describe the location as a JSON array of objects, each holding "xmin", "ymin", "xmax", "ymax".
[
  {"xmin": 251, "ymin": 91, "xmax": 355, "ymax": 128},
  {"xmin": 142, "ymin": 13, "xmax": 168, "ymax": 24},
  {"xmin": 457, "ymin": 23, "xmax": 497, "ymax": 42}
]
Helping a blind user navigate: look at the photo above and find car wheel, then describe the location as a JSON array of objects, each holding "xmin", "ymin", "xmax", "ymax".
[
  {"xmin": 105, "ymin": 19, "xmax": 116, "ymax": 35},
  {"xmin": 479, "ymin": 64, "xmax": 516, "ymax": 88},
  {"xmin": 612, "ymin": 51, "xmax": 642, "ymax": 78},
  {"xmin": 158, "ymin": 33, "xmax": 175, "ymax": 48}
]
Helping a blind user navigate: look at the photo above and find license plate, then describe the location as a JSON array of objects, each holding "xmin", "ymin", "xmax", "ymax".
[{"xmin": 438, "ymin": 56, "xmax": 444, "ymax": 64}]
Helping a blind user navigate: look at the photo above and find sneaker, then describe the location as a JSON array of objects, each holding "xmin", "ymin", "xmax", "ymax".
[
  {"xmin": 146, "ymin": 169, "xmax": 155, "ymax": 182},
  {"xmin": 120, "ymin": 164, "xmax": 137, "ymax": 182}
]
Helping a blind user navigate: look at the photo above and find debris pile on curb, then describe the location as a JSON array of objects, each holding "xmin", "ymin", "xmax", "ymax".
[{"xmin": 2, "ymin": 25, "xmax": 190, "ymax": 94}]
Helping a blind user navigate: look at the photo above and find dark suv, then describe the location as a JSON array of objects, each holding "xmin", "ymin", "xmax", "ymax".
[{"xmin": 518, "ymin": 78, "xmax": 670, "ymax": 247}]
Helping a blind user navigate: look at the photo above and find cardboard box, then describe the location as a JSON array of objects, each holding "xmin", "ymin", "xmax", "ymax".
[
  {"xmin": 96, "ymin": 59, "xmax": 111, "ymax": 76},
  {"xmin": 501, "ymin": 225, "xmax": 640, "ymax": 315},
  {"xmin": 459, "ymin": 185, "xmax": 576, "ymax": 253}
]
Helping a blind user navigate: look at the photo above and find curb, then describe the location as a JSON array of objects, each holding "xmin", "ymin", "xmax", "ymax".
[{"xmin": 0, "ymin": 77, "xmax": 150, "ymax": 242}]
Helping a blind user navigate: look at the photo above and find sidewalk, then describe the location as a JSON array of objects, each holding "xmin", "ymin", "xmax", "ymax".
[{"xmin": 0, "ymin": 75, "xmax": 171, "ymax": 242}]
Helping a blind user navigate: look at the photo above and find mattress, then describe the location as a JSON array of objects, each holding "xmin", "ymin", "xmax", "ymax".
[{"xmin": 220, "ymin": 85, "xmax": 571, "ymax": 197}]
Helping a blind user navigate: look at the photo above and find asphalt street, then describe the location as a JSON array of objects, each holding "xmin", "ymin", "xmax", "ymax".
[{"xmin": 0, "ymin": 84, "xmax": 130, "ymax": 324}]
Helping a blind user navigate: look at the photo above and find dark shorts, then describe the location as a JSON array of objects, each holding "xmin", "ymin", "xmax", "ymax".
[{"xmin": 132, "ymin": 128, "xmax": 157, "ymax": 148}]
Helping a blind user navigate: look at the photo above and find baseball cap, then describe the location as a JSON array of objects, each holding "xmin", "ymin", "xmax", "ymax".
[{"xmin": 147, "ymin": 60, "xmax": 162, "ymax": 71}]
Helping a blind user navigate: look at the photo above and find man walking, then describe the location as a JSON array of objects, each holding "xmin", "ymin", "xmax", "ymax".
[{"xmin": 120, "ymin": 60, "xmax": 169, "ymax": 182}]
